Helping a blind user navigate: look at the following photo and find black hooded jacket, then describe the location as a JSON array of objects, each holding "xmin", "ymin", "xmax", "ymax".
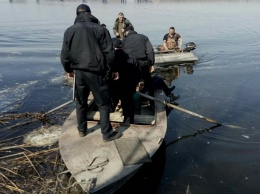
[
  {"xmin": 122, "ymin": 30, "xmax": 154, "ymax": 66},
  {"xmin": 61, "ymin": 13, "xmax": 114, "ymax": 74}
]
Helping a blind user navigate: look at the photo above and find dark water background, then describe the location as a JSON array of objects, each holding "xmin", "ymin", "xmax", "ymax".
[{"xmin": 1, "ymin": 0, "xmax": 260, "ymax": 193}]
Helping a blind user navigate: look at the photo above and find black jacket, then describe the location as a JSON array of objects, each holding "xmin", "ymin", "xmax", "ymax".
[
  {"xmin": 61, "ymin": 13, "xmax": 114, "ymax": 74},
  {"xmin": 122, "ymin": 30, "xmax": 154, "ymax": 66}
]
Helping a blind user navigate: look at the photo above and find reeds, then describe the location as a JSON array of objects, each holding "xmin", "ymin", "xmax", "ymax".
[
  {"xmin": 0, "ymin": 142, "xmax": 66, "ymax": 193},
  {"xmin": 0, "ymin": 105, "xmax": 84, "ymax": 193}
]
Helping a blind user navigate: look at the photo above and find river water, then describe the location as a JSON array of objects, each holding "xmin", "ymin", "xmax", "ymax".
[{"xmin": 0, "ymin": 0, "xmax": 260, "ymax": 193}]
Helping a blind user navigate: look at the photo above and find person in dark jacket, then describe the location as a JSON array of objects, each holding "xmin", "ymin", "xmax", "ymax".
[
  {"xmin": 61, "ymin": 4, "xmax": 122, "ymax": 141},
  {"xmin": 110, "ymin": 37, "xmax": 139, "ymax": 124},
  {"xmin": 122, "ymin": 26, "xmax": 155, "ymax": 123},
  {"xmin": 113, "ymin": 12, "xmax": 133, "ymax": 40}
]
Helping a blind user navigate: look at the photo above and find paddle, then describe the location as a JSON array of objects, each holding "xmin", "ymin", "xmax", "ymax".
[{"xmin": 137, "ymin": 91, "xmax": 243, "ymax": 129}]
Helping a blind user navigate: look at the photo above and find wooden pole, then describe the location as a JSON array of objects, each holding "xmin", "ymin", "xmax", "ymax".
[{"xmin": 137, "ymin": 91, "xmax": 221, "ymax": 126}]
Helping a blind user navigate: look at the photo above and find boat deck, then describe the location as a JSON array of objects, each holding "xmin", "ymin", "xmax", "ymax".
[{"xmin": 59, "ymin": 90, "xmax": 167, "ymax": 193}]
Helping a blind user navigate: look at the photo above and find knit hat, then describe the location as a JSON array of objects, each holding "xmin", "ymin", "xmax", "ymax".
[
  {"xmin": 76, "ymin": 4, "xmax": 91, "ymax": 15},
  {"xmin": 112, "ymin": 38, "xmax": 122, "ymax": 48}
]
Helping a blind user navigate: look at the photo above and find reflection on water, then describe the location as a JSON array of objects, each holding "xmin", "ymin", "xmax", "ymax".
[
  {"xmin": 155, "ymin": 63, "xmax": 194, "ymax": 87},
  {"xmin": 1, "ymin": 0, "xmax": 260, "ymax": 193}
]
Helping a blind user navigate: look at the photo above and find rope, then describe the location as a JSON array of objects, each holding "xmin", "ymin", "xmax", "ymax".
[{"xmin": 56, "ymin": 157, "xmax": 109, "ymax": 190}]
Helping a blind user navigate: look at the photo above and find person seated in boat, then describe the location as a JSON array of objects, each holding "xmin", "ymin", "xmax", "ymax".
[
  {"xmin": 113, "ymin": 12, "xmax": 133, "ymax": 40},
  {"xmin": 139, "ymin": 66, "xmax": 180, "ymax": 102},
  {"xmin": 158, "ymin": 27, "xmax": 183, "ymax": 52},
  {"xmin": 111, "ymin": 37, "xmax": 140, "ymax": 124}
]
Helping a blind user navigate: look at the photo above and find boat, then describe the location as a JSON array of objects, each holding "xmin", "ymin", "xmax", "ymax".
[
  {"xmin": 154, "ymin": 42, "xmax": 198, "ymax": 65},
  {"xmin": 59, "ymin": 89, "xmax": 167, "ymax": 193}
]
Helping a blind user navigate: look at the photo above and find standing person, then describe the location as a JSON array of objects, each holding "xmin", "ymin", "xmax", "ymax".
[
  {"xmin": 122, "ymin": 26, "xmax": 155, "ymax": 123},
  {"xmin": 111, "ymin": 37, "xmax": 139, "ymax": 124},
  {"xmin": 113, "ymin": 12, "xmax": 133, "ymax": 40},
  {"xmin": 161, "ymin": 26, "xmax": 182, "ymax": 51},
  {"xmin": 60, "ymin": 4, "xmax": 122, "ymax": 142}
]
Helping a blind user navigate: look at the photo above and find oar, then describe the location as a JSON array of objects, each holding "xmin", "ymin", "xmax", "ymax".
[{"xmin": 137, "ymin": 91, "xmax": 243, "ymax": 129}]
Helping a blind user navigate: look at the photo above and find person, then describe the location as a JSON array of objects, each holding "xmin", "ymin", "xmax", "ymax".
[
  {"xmin": 110, "ymin": 37, "xmax": 140, "ymax": 124},
  {"xmin": 140, "ymin": 73, "xmax": 180, "ymax": 102},
  {"xmin": 109, "ymin": 37, "xmax": 125, "ymax": 112},
  {"xmin": 122, "ymin": 25, "xmax": 154, "ymax": 123},
  {"xmin": 113, "ymin": 12, "xmax": 133, "ymax": 40},
  {"xmin": 101, "ymin": 23, "xmax": 106, "ymax": 28},
  {"xmin": 60, "ymin": 4, "xmax": 122, "ymax": 142},
  {"xmin": 161, "ymin": 27, "xmax": 182, "ymax": 51}
]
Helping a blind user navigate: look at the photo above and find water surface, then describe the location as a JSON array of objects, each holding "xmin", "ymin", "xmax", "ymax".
[{"xmin": 0, "ymin": 0, "xmax": 260, "ymax": 193}]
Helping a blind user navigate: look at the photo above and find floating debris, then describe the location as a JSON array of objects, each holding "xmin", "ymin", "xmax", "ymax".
[{"xmin": 24, "ymin": 125, "xmax": 62, "ymax": 147}]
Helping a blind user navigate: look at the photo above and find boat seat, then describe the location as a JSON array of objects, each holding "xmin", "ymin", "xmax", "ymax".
[{"xmin": 87, "ymin": 111, "xmax": 154, "ymax": 125}]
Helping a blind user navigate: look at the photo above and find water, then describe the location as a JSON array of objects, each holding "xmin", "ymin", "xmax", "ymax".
[{"xmin": 1, "ymin": 0, "xmax": 260, "ymax": 193}]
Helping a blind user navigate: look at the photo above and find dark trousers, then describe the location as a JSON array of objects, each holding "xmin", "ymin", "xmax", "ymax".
[
  {"xmin": 121, "ymin": 86, "xmax": 135, "ymax": 123},
  {"xmin": 138, "ymin": 59, "xmax": 153, "ymax": 96},
  {"xmin": 75, "ymin": 70, "xmax": 112, "ymax": 137},
  {"xmin": 152, "ymin": 75, "xmax": 171, "ymax": 96},
  {"xmin": 109, "ymin": 79, "xmax": 135, "ymax": 123}
]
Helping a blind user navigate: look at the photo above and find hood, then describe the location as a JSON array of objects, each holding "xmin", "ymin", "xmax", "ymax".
[
  {"xmin": 74, "ymin": 12, "xmax": 100, "ymax": 24},
  {"xmin": 126, "ymin": 30, "xmax": 137, "ymax": 37}
]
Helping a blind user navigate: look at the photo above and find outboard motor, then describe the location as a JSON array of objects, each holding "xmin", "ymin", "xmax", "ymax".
[{"xmin": 183, "ymin": 42, "xmax": 196, "ymax": 52}]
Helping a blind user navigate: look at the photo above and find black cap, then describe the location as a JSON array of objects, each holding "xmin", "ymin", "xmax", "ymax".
[
  {"xmin": 112, "ymin": 38, "xmax": 122, "ymax": 48},
  {"xmin": 76, "ymin": 4, "xmax": 91, "ymax": 15},
  {"xmin": 124, "ymin": 25, "xmax": 134, "ymax": 31}
]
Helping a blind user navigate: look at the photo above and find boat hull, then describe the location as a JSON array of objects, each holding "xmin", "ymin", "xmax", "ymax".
[
  {"xmin": 155, "ymin": 52, "xmax": 198, "ymax": 65},
  {"xmin": 59, "ymin": 90, "xmax": 167, "ymax": 193}
]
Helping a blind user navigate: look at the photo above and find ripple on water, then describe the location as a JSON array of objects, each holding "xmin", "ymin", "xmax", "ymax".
[
  {"xmin": 0, "ymin": 81, "xmax": 38, "ymax": 113},
  {"xmin": 173, "ymin": 106, "xmax": 260, "ymax": 145}
]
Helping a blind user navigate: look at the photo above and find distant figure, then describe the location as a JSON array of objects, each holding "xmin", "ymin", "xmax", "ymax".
[
  {"xmin": 101, "ymin": 23, "xmax": 106, "ymax": 28},
  {"xmin": 60, "ymin": 4, "xmax": 122, "ymax": 142},
  {"xmin": 113, "ymin": 12, "xmax": 133, "ymax": 40},
  {"xmin": 159, "ymin": 27, "xmax": 182, "ymax": 52}
]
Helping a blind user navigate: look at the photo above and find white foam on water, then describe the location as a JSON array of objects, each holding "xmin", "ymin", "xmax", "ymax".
[
  {"xmin": 50, "ymin": 74, "xmax": 64, "ymax": 84},
  {"xmin": 242, "ymin": 135, "xmax": 250, "ymax": 139},
  {"xmin": 23, "ymin": 125, "xmax": 61, "ymax": 147},
  {"xmin": 0, "ymin": 80, "xmax": 38, "ymax": 112},
  {"xmin": 37, "ymin": 70, "xmax": 49, "ymax": 75}
]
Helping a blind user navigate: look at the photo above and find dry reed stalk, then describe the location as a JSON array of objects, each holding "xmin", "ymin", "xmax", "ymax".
[
  {"xmin": 0, "ymin": 172, "xmax": 22, "ymax": 192},
  {"xmin": 9, "ymin": 147, "xmax": 59, "ymax": 161},
  {"xmin": 0, "ymin": 166, "xmax": 23, "ymax": 178},
  {"xmin": 0, "ymin": 135, "xmax": 23, "ymax": 144},
  {"xmin": 0, "ymin": 143, "xmax": 33, "ymax": 151},
  {"xmin": 18, "ymin": 146, "xmax": 33, "ymax": 154},
  {"xmin": 53, "ymin": 149, "xmax": 59, "ymax": 171},
  {"xmin": 0, "ymin": 152, "xmax": 24, "ymax": 160},
  {"xmin": 0, "ymin": 120, "xmax": 8, "ymax": 125},
  {"xmin": 23, "ymin": 152, "xmax": 42, "ymax": 180},
  {"xmin": 0, "ymin": 118, "xmax": 38, "ymax": 132},
  {"xmin": 0, "ymin": 183, "xmax": 25, "ymax": 193}
]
